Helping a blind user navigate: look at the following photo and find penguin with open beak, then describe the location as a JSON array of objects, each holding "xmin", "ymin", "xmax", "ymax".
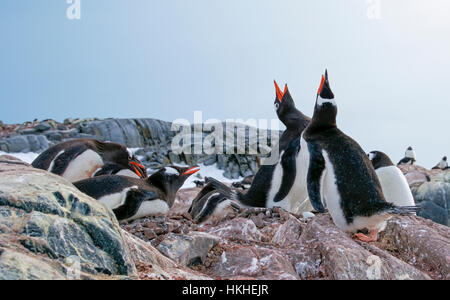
[
  {"xmin": 74, "ymin": 165, "xmax": 200, "ymax": 222},
  {"xmin": 300, "ymin": 70, "xmax": 419, "ymax": 242}
]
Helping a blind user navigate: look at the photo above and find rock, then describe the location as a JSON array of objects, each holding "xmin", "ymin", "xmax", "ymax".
[
  {"xmin": 157, "ymin": 232, "xmax": 219, "ymax": 266},
  {"xmin": 34, "ymin": 122, "xmax": 52, "ymax": 132},
  {"xmin": 122, "ymin": 231, "xmax": 211, "ymax": 280},
  {"xmin": 0, "ymin": 135, "xmax": 48, "ymax": 153},
  {"xmin": 379, "ymin": 216, "xmax": 450, "ymax": 280},
  {"xmin": 63, "ymin": 118, "xmax": 73, "ymax": 125},
  {"xmin": 271, "ymin": 216, "xmax": 304, "ymax": 248},
  {"xmin": 207, "ymin": 218, "xmax": 263, "ymax": 243},
  {"xmin": 211, "ymin": 245, "xmax": 298, "ymax": 280},
  {"xmin": 289, "ymin": 214, "xmax": 431, "ymax": 280},
  {"xmin": 0, "ymin": 160, "xmax": 137, "ymax": 279}
]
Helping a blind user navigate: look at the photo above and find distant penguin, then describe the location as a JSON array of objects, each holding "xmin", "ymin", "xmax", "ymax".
[
  {"xmin": 431, "ymin": 156, "xmax": 448, "ymax": 170},
  {"xmin": 368, "ymin": 151, "xmax": 416, "ymax": 209},
  {"xmin": 397, "ymin": 146, "xmax": 416, "ymax": 165},
  {"xmin": 188, "ymin": 180, "xmax": 241, "ymax": 224},
  {"xmin": 32, "ymin": 139, "xmax": 147, "ymax": 182},
  {"xmin": 274, "ymin": 80, "xmax": 311, "ymax": 152},
  {"xmin": 301, "ymin": 70, "xmax": 419, "ymax": 242},
  {"xmin": 74, "ymin": 165, "xmax": 199, "ymax": 222}
]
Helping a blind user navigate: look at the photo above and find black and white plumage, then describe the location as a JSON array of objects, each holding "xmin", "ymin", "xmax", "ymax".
[
  {"xmin": 188, "ymin": 181, "xmax": 241, "ymax": 224},
  {"xmin": 74, "ymin": 165, "xmax": 199, "ymax": 221},
  {"xmin": 368, "ymin": 151, "xmax": 416, "ymax": 208},
  {"xmin": 397, "ymin": 146, "xmax": 416, "ymax": 165},
  {"xmin": 274, "ymin": 81, "xmax": 312, "ymax": 152},
  {"xmin": 300, "ymin": 70, "xmax": 419, "ymax": 242},
  {"xmin": 431, "ymin": 156, "xmax": 448, "ymax": 170},
  {"xmin": 32, "ymin": 139, "xmax": 147, "ymax": 182},
  {"xmin": 187, "ymin": 83, "xmax": 313, "ymax": 223}
]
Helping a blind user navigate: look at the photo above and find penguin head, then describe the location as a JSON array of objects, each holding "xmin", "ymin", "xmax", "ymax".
[
  {"xmin": 405, "ymin": 146, "xmax": 416, "ymax": 159},
  {"xmin": 443, "ymin": 156, "xmax": 447, "ymax": 162},
  {"xmin": 97, "ymin": 141, "xmax": 147, "ymax": 178},
  {"xmin": 273, "ymin": 81, "xmax": 297, "ymax": 124},
  {"xmin": 312, "ymin": 70, "xmax": 336, "ymax": 127},
  {"xmin": 147, "ymin": 165, "xmax": 200, "ymax": 198},
  {"xmin": 368, "ymin": 151, "xmax": 394, "ymax": 170}
]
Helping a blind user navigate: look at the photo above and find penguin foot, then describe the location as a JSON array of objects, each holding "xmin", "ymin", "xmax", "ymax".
[{"xmin": 354, "ymin": 230, "xmax": 378, "ymax": 242}]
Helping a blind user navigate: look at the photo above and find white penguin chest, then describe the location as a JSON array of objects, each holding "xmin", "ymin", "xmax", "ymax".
[
  {"xmin": 63, "ymin": 150, "xmax": 104, "ymax": 182},
  {"xmin": 376, "ymin": 166, "xmax": 415, "ymax": 207},
  {"xmin": 124, "ymin": 200, "xmax": 169, "ymax": 222},
  {"xmin": 321, "ymin": 151, "xmax": 349, "ymax": 231},
  {"xmin": 98, "ymin": 186, "xmax": 138, "ymax": 209}
]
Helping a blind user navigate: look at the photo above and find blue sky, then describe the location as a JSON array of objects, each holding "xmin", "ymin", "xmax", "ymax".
[{"xmin": 0, "ymin": 0, "xmax": 449, "ymax": 167}]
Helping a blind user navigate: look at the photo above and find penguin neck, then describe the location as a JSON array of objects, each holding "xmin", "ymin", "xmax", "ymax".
[
  {"xmin": 308, "ymin": 102, "xmax": 337, "ymax": 132},
  {"xmin": 281, "ymin": 109, "xmax": 310, "ymax": 131}
]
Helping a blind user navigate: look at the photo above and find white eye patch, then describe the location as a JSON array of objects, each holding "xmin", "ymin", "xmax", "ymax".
[
  {"xmin": 164, "ymin": 167, "xmax": 179, "ymax": 176},
  {"xmin": 317, "ymin": 95, "xmax": 336, "ymax": 106},
  {"xmin": 368, "ymin": 152, "xmax": 376, "ymax": 161},
  {"xmin": 127, "ymin": 148, "xmax": 133, "ymax": 159},
  {"xmin": 274, "ymin": 102, "xmax": 279, "ymax": 110}
]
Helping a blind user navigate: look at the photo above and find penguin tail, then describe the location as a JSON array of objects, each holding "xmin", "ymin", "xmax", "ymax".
[
  {"xmin": 388, "ymin": 205, "xmax": 422, "ymax": 215},
  {"xmin": 205, "ymin": 177, "xmax": 239, "ymax": 202}
]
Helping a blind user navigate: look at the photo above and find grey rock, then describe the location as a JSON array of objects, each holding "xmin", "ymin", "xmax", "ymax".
[{"xmin": 157, "ymin": 232, "xmax": 219, "ymax": 266}]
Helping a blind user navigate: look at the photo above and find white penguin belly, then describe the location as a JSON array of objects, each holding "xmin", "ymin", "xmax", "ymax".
[
  {"xmin": 376, "ymin": 166, "xmax": 415, "ymax": 207},
  {"xmin": 63, "ymin": 150, "xmax": 104, "ymax": 182},
  {"xmin": 98, "ymin": 186, "xmax": 138, "ymax": 209},
  {"xmin": 266, "ymin": 154, "xmax": 291, "ymax": 211},
  {"xmin": 321, "ymin": 151, "xmax": 349, "ymax": 231},
  {"xmin": 124, "ymin": 199, "xmax": 169, "ymax": 222}
]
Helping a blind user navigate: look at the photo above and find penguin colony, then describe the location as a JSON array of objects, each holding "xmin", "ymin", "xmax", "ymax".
[{"xmin": 27, "ymin": 70, "xmax": 447, "ymax": 242}]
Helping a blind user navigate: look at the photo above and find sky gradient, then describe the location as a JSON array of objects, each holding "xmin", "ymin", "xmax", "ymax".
[{"xmin": 0, "ymin": 0, "xmax": 449, "ymax": 167}]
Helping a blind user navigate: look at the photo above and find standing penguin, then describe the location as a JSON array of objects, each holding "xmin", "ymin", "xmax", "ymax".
[
  {"xmin": 32, "ymin": 139, "xmax": 147, "ymax": 182},
  {"xmin": 74, "ymin": 165, "xmax": 199, "ymax": 222},
  {"xmin": 301, "ymin": 70, "xmax": 418, "ymax": 242},
  {"xmin": 368, "ymin": 151, "xmax": 416, "ymax": 208},
  {"xmin": 188, "ymin": 83, "xmax": 312, "ymax": 223},
  {"xmin": 274, "ymin": 80, "xmax": 311, "ymax": 151},
  {"xmin": 397, "ymin": 146, "xmax": 416, "ymax": 165},
  {"xmin": 431, "ymin": 156, "xmax": 448, "ymax": 170}
]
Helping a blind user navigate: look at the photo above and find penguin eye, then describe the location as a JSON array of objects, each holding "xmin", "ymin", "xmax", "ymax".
[{"xmin": 274, "ymin": 102, "xmax": 280, "ymax": 110}]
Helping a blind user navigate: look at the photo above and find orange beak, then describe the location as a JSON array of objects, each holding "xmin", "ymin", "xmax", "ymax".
[
  {"xmin": 274, "ymin": 80, "xmax": 287, "ymax": 102},
  {"xmin": 182, "ymin": 166, "xmax": 200, "ymax": 176},
  {"xmin": 130, "ymin": 161, "xmax": 146, "ymax": 178},
  {"xmin": 317, "ymin": 75, "xmax": 325, "ymax": 95}
]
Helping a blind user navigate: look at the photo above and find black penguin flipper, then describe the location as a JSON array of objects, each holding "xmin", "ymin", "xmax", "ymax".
[
  {"xmin": 113, "ymin": 189, "xmax": 157, "ymax": 221},
  {"xmin": 306, "ymin": 142, "xmax": 326, "ymax": 213},
  {"xmin": 50, "ymin": 144, "xmax": 92, "ymax": 175},
  {"xmin": 397, "ymin": 157, "xmax": 410, "ymax": 165},
  {"xmin": 274, "ymin": 137, "xmax": 300, "ymax": 202}
]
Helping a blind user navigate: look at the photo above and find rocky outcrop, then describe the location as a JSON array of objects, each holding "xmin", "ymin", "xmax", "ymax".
[
  {"xmin": 124, "ymin": 192, "xmax": 450, "ymax": 280},
  {"xmin": 0, "ymin": 156, "xmax": 137, "ymax": 279},
  {"xmin": 0, "ymin": 156, "xmax": 211, "ymax": 280},
  {"xmin": 0, "ymin": 118, "xmax": 280, "ymax": 179},
  {"xmin": 399, "ymin": 165, "xmax": 450, "ymax": 226}
]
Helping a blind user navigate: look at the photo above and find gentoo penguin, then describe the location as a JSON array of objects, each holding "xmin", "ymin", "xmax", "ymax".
[
  {"xmin": 431, "ymin": 156, "xmax": 448, "ymax": 170},
  {"xmin": 92, "ymin": 161, "xmax": 147, "ymax": 179},
  {"xmin": 186, "ymin": 84, "xmax": 313, "ymax": 223},
  {"xmin": 397, "ymin": 146, "xmax": 416, "ymax": 165},
  {"xmin": 368, "ymin": 151, "xmax": 416, "ymax": 209},
  {"xmin": 74, "ymin": 165, "xmax": 200, "ymax": 222},
  {"xmin": 32, "ymin": 139, "xmax": 147, "ymax": 182},
  {"xmin": 188, "ymin": 180, "xmax": 241, "ymax": 224},
  {"xmin": 301, "ymin": 70, "xmax": 419, "ymax": 242},
  {"xmin": 274, "ymin": 80, "xmax": 311, "ymax": 152}
]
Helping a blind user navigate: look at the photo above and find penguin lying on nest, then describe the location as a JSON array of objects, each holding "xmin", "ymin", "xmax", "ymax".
[
  {"xmin": 299, "ymin": 70, "xmax": 420, "ymax": 242},
  {"xmin": 74, "ymin": 165, "xmax": 199, "ymax": 222},
  {"xmin": 32, "ymin": 139, "xmax": 147, "ymax": 182},
  {"xmin": 188, "ymin": 82, "xmax": 313, "ymax": 223},
  {"xmin": 432, "ymin": 156, "xmax": 448, "ymax": 170}
]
